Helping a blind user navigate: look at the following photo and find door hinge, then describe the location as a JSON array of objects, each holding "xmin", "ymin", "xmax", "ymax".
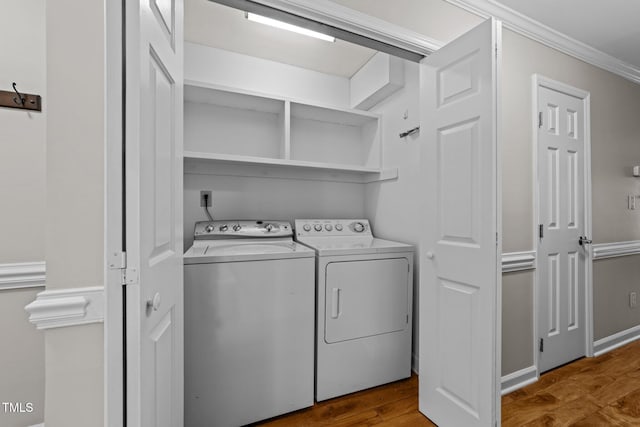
[
  {"xmin": 108, "ymin": 251, "xmax": 126, "ymax": 270},
  {"xmin": 538, "ymin": 111, "xmax": 543, "ymax": 128},
  {"xmin": 123, "ymin": 268, "xmax": 139, "ymax": 286},
  {"xmin": 539, "ymin": 338, "xmax": 544, "ymax": 352},
  {"xmin": 539, "ymin": 224, "xmax": 544, "ymax": 239}
]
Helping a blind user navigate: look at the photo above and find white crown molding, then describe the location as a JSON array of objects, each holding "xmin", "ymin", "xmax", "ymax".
[
  {"xmin": 244, "ymin": 0, "xmax": 444, "ymax": 55},
  {"xmin": 592, "ymin": 240, "xmax": 640, "ymax": 260},
  {"xmin": 24, "ymin": 286, "xmax": 104, "ymax": 330},
  {"xmin": 0, "ymin": 262, "xmax": 46, "ymax": 291},
  {"xmin": 444, "ymin": 0, "xmax": 640, "ymax": 85},
  {"xmin": 502, "ymin": 251, "xmax": 536, "ymax": 273}
]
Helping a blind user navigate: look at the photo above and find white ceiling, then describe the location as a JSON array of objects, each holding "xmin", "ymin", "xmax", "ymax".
[
  {"xmin": 495, "ymin": 0, "xmax": 640, "ymax": 68},
  {"xmin": 186, "ymin": 0, "xmax": 640, "ymax": 77},
  {"xmin": 185, "ymin": 0, "xmax": 377, "ymax": 78}
]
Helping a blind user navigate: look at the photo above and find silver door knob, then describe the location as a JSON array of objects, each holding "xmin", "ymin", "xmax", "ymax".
[
  {"xmin": 426, "ymin": 251, "xmax": 435, "ymax": 259},
  {"xmin": 146, "ymin": 293, "xmax": 161, "ymax": 312},
  {"xmin": 578, "ymin": 236, "xmax": 592, "ymax": 246}
]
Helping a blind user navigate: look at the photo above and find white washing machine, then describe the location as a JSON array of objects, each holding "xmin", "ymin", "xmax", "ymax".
[
  {"xmin": 294, "ymin": 219, "xmax": 414, "ymax": 401},
  {"xmin": 184, "ymin": 220, "xmax": 315, "ymax": 427}
]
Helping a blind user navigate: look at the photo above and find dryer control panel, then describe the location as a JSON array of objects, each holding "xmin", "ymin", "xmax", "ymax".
[
  {"xmin": 294, "ymin": 219, "xmax": 371, "ymax": 237},
  {"xmin": 194, "ymin": 220, "xmax": 292, "ymax": 240}
]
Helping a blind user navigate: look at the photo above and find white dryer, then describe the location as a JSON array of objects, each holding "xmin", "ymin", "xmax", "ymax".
[
  {"xmin": 184, "ymin": 220, "xmax": 315, "ymax": 427},
  {"xmin": 294, "ymin": 219, "xmax": 414, "ymax": 401}
]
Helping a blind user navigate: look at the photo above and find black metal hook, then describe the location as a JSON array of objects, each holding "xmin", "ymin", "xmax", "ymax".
[{"xmin": 12, "ymin": 82, "xmax": 25, "ymax": 106}]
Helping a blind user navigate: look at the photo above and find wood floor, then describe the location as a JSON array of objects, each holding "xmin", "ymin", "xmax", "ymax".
[{"xmin": 257, "ymin": 339, "xmax": 640, "ymax": 426}]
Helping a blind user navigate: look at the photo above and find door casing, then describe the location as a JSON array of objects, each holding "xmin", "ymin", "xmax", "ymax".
[
  {"xmin": 532, "ymin": 74, "xmax": 593, "ymax": 378},
  {"xmin": 104, "ymin": 1, "xmax": 505, "ymax": 424}
]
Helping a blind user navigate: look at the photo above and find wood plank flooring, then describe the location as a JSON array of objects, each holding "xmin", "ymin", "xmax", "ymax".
[{"xmin": 257, "ymin": 339, "xmax": 640, "ymax": 426}]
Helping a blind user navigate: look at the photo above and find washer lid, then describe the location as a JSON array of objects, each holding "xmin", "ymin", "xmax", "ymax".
[
  {"xmin": 297, "ymin": 236, "xmax": 414, "ymax": 257},
  {"xmin": 184, "ymin": 238, "xmax": 315, "ymax": 264}
]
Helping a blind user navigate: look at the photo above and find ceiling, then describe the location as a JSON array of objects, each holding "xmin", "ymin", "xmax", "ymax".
[
  {"xmin": 493, "ymin": 0, "xmax": 640, "ymax": 69},
  {"xmin": 185, "ymin": 0, "xmax": 640, "ymax": 77},
  {"xmin": 185, "ymin": 0, "xmax": 377, "ymax": 78}
]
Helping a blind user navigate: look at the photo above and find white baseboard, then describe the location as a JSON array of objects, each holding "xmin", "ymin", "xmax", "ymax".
[
  {"xmin": 501, "ymin": 365, "xmax": 537, "ymax": 395},
  {"xmin": 0, "ymin": 262, "xmax": 46, "ymax": 291},
  {"xmin": 24, "ymin": 286, "xmax": 104, "ymax": 330},
  {"xmin": 29, "ymin": 423, "xmax": 44, "ymax": 427},
  {"xmin": 593, "ymin": 325, "xmax": 640, "ymax": 356}
]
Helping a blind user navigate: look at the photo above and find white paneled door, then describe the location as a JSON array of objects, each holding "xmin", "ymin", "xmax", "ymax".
[
  {"xmin": 537, "ymin": 81, "xmax": 589, "ymax": 373},
  {"xmin": 125, "ymin": 0, "xmax": 184, "ymax": 426},
  {"xmin": 419, "ymin": 19, "xmax": 501, "ymax": 427}
]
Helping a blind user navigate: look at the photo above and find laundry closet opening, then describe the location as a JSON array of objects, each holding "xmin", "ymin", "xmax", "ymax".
[
  {"xmin": 182, "ymin": 0, "xmax": 426, "ymax": 418},
  {"xmin": 183, "ymin": 0, "xmax": 424, "ymax": 262}
]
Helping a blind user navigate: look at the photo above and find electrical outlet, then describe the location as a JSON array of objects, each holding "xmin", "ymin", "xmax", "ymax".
[
  {"xmin": 630, "ymin": 292, "xmax": 637, "ymax": 308},
  {"xmin": 200, "ymin": 191, "xmax": 212, "ymax": 207}
]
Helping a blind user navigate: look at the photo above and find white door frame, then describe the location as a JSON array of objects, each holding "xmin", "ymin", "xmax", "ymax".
[
  {"xmin": 104, "ymin": 0, "xmax": 124, "ymax": 425},
  {"xmin": 532, "ymin": 74, "xmax": 593, "ymax": 377},
  {"xmin": 104, "ymin": 0, "xmax": 504, "ymax": 423}
]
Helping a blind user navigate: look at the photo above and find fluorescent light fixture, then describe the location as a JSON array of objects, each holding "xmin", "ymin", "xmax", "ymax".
[{"xmin": 246, "ymin": 12, "xmax": 335, "ymax": 42}]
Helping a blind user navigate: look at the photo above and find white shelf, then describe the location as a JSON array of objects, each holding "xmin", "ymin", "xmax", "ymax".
[
  {"xmin": 184, "ymin": 151, "xmax": 397, "ymax": 183},
  {"xmin": 183, "ymin": 82, "xmax": 393, "ymax": 183}
]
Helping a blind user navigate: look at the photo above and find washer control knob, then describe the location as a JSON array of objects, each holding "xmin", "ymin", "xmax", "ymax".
[
  {"xmin": 314, "ymin": 224, "xmax": 322, "ymax": 232},
  {"xmin": 205, "ymin": 224, "xmax": 214, "ymax": 233},
  {"xmin": 325, "ymin": 224, "xmax": 333, "ymax": 231},
  {"xmin": 303, "ymin": 224, "xmax": 311, "ymax": 232},
  {"xmin": 265, "ymin": 223, "xmax": 274, "ymax": 232},
  {"xmin": 353, "ymin": 222, "xmax": 365, "ymax": 233},
  {"xmin": 335, "ymin": 224, "xmax": 343, "ymax": 231},
  {"xmin": 232, "ymin": 224, "xmax": 242, "ymax": 232},
  {"xmin": 219, "ymin": 224, "xmax": 228, "ymax": 232}
]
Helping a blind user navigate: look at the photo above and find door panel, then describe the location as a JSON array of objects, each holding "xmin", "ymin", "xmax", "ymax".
[
  {"xmin": 537, "ymin": 84, "xmax": 586, "ymax": 373},
  {"xmin": 126, "ymin": 0, "xmax": 184, "ymax": 425},
  {"xmin": 419, "ymin": 19, "xmax": 500, "ymax": 427}
]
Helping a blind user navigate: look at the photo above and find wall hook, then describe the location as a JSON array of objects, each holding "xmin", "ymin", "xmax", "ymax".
[
  {"xmin": 0, "ymin": 83, "xmax": 41, "ymax": 111},
  {"xmin": 399, "ymin": 126, "xmax": 420, "ymax": 138},
  {"xmin": 12, "ymin": 82, "xmax": 25, "ymax": 106}
]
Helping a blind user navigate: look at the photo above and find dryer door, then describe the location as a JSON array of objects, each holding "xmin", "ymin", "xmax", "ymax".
[{"xmin": 325, "ymin": 258, "xmax": 409, "ymax": 344}]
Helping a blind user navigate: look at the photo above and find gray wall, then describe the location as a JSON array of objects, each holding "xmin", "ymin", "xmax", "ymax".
[
  {"xmin": 501, "ymin": 29, "xmax": 640, "ymax": 374},
  {"xmin": 0, "ymin": 1, "xmax": 46, "ymax": 426}
]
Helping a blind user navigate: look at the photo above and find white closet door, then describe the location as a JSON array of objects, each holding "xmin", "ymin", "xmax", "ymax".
[
  {"xmin": 125, "ymin": 0, "xmax": 184, "ymax": 426},
  {"xmin": 419, "ymin": 18, "xmax": 501, "ymax": 427}
]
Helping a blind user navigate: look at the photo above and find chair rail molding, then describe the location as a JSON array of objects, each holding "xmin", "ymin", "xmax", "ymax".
[
  {"xmin": 444, "ymin": 0, "xmax": 640, "ymax": 85},
  {"xmin": 502, "ymin": 250, "xmax": 536, "ymax": 273},
  {"xmin": 0, "ymin": 261, "xmax": 46, "ymax": 290},
  {"xmin": 592, "ymin": 240, "xmax": 640, "ymax": 260},
  {"xmin": 25, "ymin": 286, "xmax": 104, "ymax": 330}
]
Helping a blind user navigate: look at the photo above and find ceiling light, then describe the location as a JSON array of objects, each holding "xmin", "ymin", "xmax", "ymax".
[{"xmin": 246, "ymin": 12, "xmax": 335, "ymax": 42}]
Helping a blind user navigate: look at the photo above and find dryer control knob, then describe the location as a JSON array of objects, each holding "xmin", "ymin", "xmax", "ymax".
[
  {"xmin": 219, "ymin": 224, "xmax": 228, "ymax": 232},
  {"xmin": 353, "ymin": 222, "xmax": 365, "ymax": 233},
  {"xmin": 325, "ymin": 224, "xmax": 333, "ymax": 231},
  {"xmin": 232, "ymin": 224, "xmax": 242, "ymax": 232},
  {"xmin": 314, "ymin": 224, "xmax": 322, "ymax": 232},
  {"xmin": 265, "ymin": 224, "xmax": 274, "ymax": 232},
  {"xmin": 303, "ymin": 224, "xmax": 311, "ymax": 232},
  {"xmin": 205, "ymin": 224, "xmax": 214, "ymax": 233},
  {"xmin": 335, "ymin": 224, "xmax": 343, "ymax": 231}
]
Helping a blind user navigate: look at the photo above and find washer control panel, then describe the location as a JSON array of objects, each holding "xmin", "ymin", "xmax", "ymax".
[
  {"xmin": 294, "ymin": 219, "xmax": 371, "ymax": 237},
  {"xmin": 194, "ymin": 220, "xmax": 292, "ymax": 240}
]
